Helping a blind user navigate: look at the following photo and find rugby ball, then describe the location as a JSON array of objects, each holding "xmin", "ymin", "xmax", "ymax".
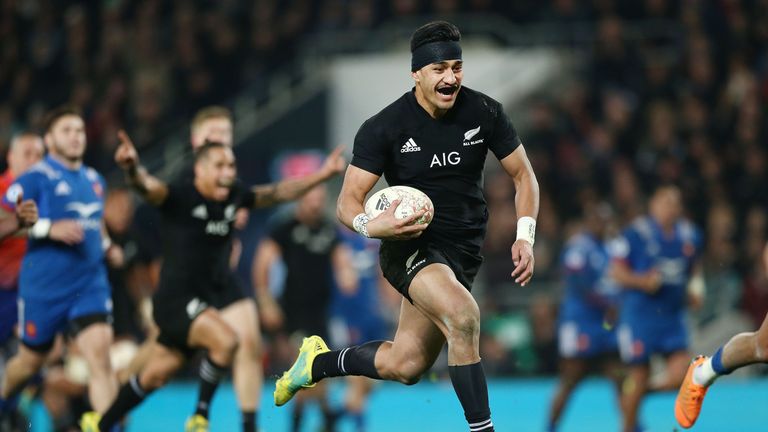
[{"xmin": 364, "ymin": 186, "xmax": 434, "ymax": 225}]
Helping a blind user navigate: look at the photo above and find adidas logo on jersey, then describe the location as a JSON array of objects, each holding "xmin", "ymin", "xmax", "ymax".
[
  {"xmin": 55, "ymin": 181, "xmax": 71, "ymax": 196},
  {"xmin": 191, "ymin": 205, "xmax": 208, "ymax": 220},
  {"xmin": 400, "ymin": 138, "xmax": 421, "ymax": 153}
]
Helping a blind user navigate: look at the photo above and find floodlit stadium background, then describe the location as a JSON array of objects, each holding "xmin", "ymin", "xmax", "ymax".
[{"xmin": 1, "ymin": 1, "xmax": 767, "ymax": 431}]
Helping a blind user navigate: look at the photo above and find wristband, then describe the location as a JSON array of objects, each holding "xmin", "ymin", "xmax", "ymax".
[
  {"xmin": 28, "ymin": 218, "xmax": 51, "ymax": 239},
  {"xmin": 102, "ymin": 237, "xmax": 113, "ymax": 252},
  {"xmin": 516, "ymin": 216, "xmax": 536, "ymax": 246},
  {"xmin": 352, "ymin": 213, "xmax": 371, "ymax": 238}
]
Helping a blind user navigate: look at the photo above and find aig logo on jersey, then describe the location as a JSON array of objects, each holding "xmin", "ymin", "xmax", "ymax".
[
  {"xmin": 430, "ymin": 152, "xmax": 461, "ymax": 168},
  {"xmin": 205, "ymin": 220, "xmax": 230, "ymax": 236}
]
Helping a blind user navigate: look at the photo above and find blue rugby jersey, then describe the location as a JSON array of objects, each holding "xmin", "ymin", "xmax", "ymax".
[
  {"xmin": 612, "ymin": 216, "xmax": 702, "ymax": 322},
  {"xmin": 332, "ymin": 230, "xmax": 384, "ymax": 325},
  {"xmin": 559, "ymin": 232, "xmax": 619, "ymax": 323},
  {"xmin": 2, "ymin": 156, "xmax": 108, "ymax": 298}
]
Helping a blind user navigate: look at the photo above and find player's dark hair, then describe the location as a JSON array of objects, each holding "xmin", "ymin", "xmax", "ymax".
[
  {"xmin": 43, "ymin": 105, "xmax": 83, "ymax": 133},
  {"xmin": 410, "ymin": 21, "xmax": 461, "ymax": 53},
  {"xmin": 194, "ymin": 140, "xmax": 229, "ymax": 163}
]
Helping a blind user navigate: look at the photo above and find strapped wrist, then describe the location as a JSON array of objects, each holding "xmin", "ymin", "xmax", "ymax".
[
  {"xmin": 102, "ymin": 237, "xmax": 113, "ymax": 252},
  {"xmin": 352, "ymin": 213, "xmax": 371, "ymax": 238},
  {"xmin": 28, "ymin": 218, "xmax": 51, "ymax": 239},
  {"xmin": 516, "ymin": 216, "xmax": 536, "ymax": 246}
]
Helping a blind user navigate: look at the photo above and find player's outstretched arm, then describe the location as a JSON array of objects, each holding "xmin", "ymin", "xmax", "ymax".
[
  {"xmin": 610, "ymin": 260, "xmax": 661, "ymax": 293},
  {"xmin": 116, "ymin": 130, "xmax": 168, "ymax": 206},
  {"xmin": 0, "ymin": 193, "xmax": 38, "ymax": 240},
  {"xmin": 500, "ymin": 145, "xmax": 540, "ymax": 286},
  {"xmin": 250, "ymin": 145, "xmax": 346, "ymax": 208},
  {"xmin": 336, "ymin": 165, "xmax": 426, "ymax": 240}
]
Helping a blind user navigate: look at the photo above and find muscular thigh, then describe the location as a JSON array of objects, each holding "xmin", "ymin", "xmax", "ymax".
[
  {"xmin": 408, "ymin": 263, "xmax": 479, "ymax": 337},
  {"xmin": 385, "ymin": 297, "xmax": 445, "ymax": 371},
  {"xmin": 220, "ymin": 298, "xmax": 259, "ymax": 341}
]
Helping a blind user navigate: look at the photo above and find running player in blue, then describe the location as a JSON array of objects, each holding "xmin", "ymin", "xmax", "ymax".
[
  {"xmin": 547, "ymin": 201, "xmax": 623, "ymax": 432},
  {"xmin": 0, "ymin": 106, "xmax": 119, "ymax": 419},
  {"xmin": 674, "ymin": 242, "xmax": 768, "ymax": 428},
  {"xmin": 610, "ymin": 185, "xmax": 703, "ymax": 432},
  {"xmin": 330, "ymin": 229, "xmax": 392, "ymax": 431}
]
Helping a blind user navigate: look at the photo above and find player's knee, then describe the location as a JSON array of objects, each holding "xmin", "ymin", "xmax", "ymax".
[
  {"xmin": 756, "ymin": 335, "xmax": 768, "ymax": 361},
  {"xmin": 17, "ymin": 348, "xmax": 47, "ymax": 372},
  {"xmin": 143, "ymin": 371, "xmax": 170, "ymax": 390},
  {"xmin": 219, "ymin": 334, "xmax": 239, "ymax": 363},
  {"xmin": 236, "ymin": 331, "xmax": 259, "ymax": 358},
  {"xmin": 445, "ymin": 308, "xmax": 480, "ymax": 342},
  {"xmin": 382, "ymin": 359, "xmax": 426, "ymax": 385},
  {"xmin": 392, "ymin": 368, "xmax": 422, "ymax": 386}
]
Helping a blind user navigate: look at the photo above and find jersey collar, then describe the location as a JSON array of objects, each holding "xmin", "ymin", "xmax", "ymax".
[{"xmin": 45, "ymin": 154, "xmax": 82, "ymax": 173}]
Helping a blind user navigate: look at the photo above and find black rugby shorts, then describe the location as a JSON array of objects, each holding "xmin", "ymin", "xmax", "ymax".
[
  {"xmin": 152, "ymin": 288, "xmax": 205, "ymax": 356},
  {"xmin": 379, "ymin": 238, "xmax": 483, "ymax": 303}
]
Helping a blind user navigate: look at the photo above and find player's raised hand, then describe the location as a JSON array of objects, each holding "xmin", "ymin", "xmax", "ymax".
[
  {"xmin": 14, "ymin": 192, "xmax": 38, "ymax": 228},
  {"xmin": 320, "ymin": 145, "xmax": 347, "ymax": 177},
  {"xmin": 115, "ymin": 130, "xmax": 139, "ymax": 170},
  {"xmin": 49, "ymin": 220, "xmax": 84, "ymax": 245},
  {"xmin": 367, "ymin": 199, "xmax": 429, "ymax": 240},
  {"xmin": 511, "ymin": 238, "xmax": 535, "ymax": 286}
]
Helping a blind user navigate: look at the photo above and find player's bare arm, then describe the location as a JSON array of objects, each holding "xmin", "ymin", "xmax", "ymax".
[
  {"xmin": 336, "ymin": 165, "xmax": 426, "ymax": 240},
  {"xmin": 250, "ymin": 145, "xmax": 346, "ymax": 208},
  {"xmin": 499, "ymin": 145, "xmax": 539, "ymax": 286},
  {"xmin": 610, "ymin": 261, "xmax": 661, "ymax": 293},
  {"xmin": 116, "ymin": 130, "xmax": 169, "ymax": 206},
  {"xmin": 331, "ymin": 243, "xmax": 358, "ymax": 295},
  {"xmin": 687, "ymin": 261, "xmax": 705, "ymax": 309},
  {"xmin": 100, "ymin": 221, "xmax": 124, "ymax": 268},
  {"xmin": 251, "ymin": 238, "xmax": 285, "ymax": 331}
]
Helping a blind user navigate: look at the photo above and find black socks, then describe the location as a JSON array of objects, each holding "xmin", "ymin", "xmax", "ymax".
[
  {"xmin": 195, "ymin": 356, "xmax": 229, "ymax": 418},
  {"xmin": 311, "ymin": 341, "xmax": 384, "ymax": 381},
  {"xmin": 449, "ymin": 362, "xmax": 494, "ymax": 431},
  {"xmin": 99, "ymin": 375, "xmax": 152, "ymax": 430}
]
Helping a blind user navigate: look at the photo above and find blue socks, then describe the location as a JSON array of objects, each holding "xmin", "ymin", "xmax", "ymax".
[{"xmin": 711, "ymin": 346, "xmax": 732, "ymax": 375}]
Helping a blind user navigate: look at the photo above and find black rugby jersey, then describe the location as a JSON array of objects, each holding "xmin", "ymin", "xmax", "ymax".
[
  {"xmin": 157, "ymin": 180, "xmax": 254, "ymax": 291},
  {"xmin": 268, "ymin": 215, "xmax": 340, "ymax": 331},
  {"xmin": 351, "ymin": 87, "xmax": 521, "ymax": 252}
]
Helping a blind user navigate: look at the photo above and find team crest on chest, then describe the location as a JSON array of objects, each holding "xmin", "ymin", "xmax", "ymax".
[
  {"xmin": 224, "ymin": 204, "xmax": 236, "ymax": 220},
  {"xmin": 91, "ymin": 182, "xmax": 103, "ymax": 197},
  {"xmin": 463, "ymin": 125, "xmax": 483, "ymax": 146}
]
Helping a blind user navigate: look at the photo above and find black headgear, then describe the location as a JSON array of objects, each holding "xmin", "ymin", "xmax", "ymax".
[{"xmin": 411, "ymin": 41, "xmax": 462, "ymax": 72}]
